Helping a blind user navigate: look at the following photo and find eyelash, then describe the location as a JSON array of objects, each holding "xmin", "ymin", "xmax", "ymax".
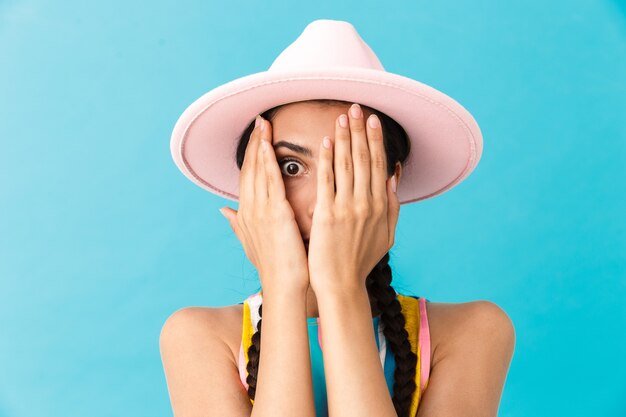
[{"xmin": 278, "ymin": 157, "xmax": 306, "ymax": 177}]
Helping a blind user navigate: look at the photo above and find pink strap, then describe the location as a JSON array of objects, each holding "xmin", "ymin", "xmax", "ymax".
[{"xmin": 418, "ymin": 297, "xmax": 431, "ymax": 392}]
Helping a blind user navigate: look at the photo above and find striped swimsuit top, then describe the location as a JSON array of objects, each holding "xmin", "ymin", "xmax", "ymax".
[{"xmin": 237, "ymin": 289, "xmax": 431, "ymax": 417}]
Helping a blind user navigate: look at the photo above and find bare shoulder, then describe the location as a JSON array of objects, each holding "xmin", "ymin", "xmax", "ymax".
[
  {"xmin": 416, "ymin": 300, "xmax": 516, "ymax": 417},
  {"xmin": 159, "ymin": 304, "xmax": 249, "ymax": 416},
  {"xmin": 159, "ymin": 303, "xmax": 244, "ymax": 365},
  {"xmin": 425, "ymin": 300, "xmax": 516, "ymax": 364}
]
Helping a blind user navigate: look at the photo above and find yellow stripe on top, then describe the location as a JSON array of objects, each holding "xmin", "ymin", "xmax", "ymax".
[
  {"xmin": 241, "ymin": 300, "xmax": 255, "ymax": 405},
  {"xmin": 396, "ymin": 293, "xmax": 422, "ymax": 417}
]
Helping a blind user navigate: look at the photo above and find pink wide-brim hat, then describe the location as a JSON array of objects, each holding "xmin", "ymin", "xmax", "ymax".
[{"xmin": 170, "ymin": 19, "xmax": 483, "ymax": 205}]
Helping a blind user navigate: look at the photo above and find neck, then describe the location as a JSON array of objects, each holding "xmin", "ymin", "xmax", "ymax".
[{"xmin": 305, "ymin": 284, "xmax": 320, "ymax": 318}]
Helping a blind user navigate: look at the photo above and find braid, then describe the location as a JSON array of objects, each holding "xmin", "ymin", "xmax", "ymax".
[
  {"xmin": 366, "ymin": 252, "xmax": 417, "ymax": 417},
  {"xmin": 245, "ymin": 302, "xmax": 262, "ymax": 401},
  {"xmin": 245, "ymin": 253, "xmax": 417, "ymax": 416}
]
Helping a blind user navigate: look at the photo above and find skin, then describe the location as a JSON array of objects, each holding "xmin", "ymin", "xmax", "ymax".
[
  {"xmin": 160, "ymin": 101, "xmax": 516, "ymax": 417},
  {"xmin": 266, "ymin": 101, "xmax": 402, "ymax": 318},
  {"xmin": 221, "ymin": 101, "xmax": 403, "ymax": 416}
]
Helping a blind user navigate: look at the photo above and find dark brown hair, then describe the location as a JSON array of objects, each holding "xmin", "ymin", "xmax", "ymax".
[{"xmin": 235, "ymin": 99, "xmax": 417, "ymax": 416}]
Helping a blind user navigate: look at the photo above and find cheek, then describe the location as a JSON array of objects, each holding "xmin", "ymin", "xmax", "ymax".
[{"xmin": 283, "ymin": 176, "xmax": 317, "ymax": 205}]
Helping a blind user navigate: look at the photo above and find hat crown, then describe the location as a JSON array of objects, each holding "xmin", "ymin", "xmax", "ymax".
[{"xmin": 268, "ymin": 19, "xmax": 385, "ymax": 71}]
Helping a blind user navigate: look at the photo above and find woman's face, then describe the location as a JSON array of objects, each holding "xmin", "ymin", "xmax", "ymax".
[{"xmin": 267, "ymin": 101, "xmax": 391, "ymax": 244}]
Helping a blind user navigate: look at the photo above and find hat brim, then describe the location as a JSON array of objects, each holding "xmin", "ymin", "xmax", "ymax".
[{"xmin": 170, "ymin": 66, "xmax": 483, "ymax": 205}]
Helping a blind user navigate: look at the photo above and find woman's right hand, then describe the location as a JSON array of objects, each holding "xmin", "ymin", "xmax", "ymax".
[{"xmin": 220, "ymin": 115, "xmax": 310, "ymax": 293}]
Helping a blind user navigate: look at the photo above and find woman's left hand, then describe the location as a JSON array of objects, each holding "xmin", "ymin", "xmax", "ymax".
[{"xmin": 307, "ymin": 103, "xmax": 400, "ymax": 294}]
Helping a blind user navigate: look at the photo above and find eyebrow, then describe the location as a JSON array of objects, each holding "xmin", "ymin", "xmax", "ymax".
[{"xmin": 273, "ymin": 141, "xmax": 313, "ymax": 158}]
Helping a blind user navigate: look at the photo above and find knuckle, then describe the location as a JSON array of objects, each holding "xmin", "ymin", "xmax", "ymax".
[
  {"xmin": 357, "ymin": 150, "xmax": 370, "ymax": 164},
  {"xmin": 372, "ymin": 201, "xmax": 385, "ymax": 217},
  {"xmin": 373, "ymin": 153, "xmax": 386, "ymax": 170},
  {"xmin": 354, "ymin": 202, "xmax": 371, "ymax": 218},
  {"xmin": 341, "ymin": 159, "xmax": 353, "ymax": 173},
  {"xmin": 334, "ymin": 205, "xmax": 350, "ymax": 220},
  {"xmin": 319, "ymin": 172, "xmax": 333, "ymax": 185},
  {"xmin": 350, "ymin": 121, "xmax": 365, "ymax": 133},
  {"xmin": 336, "ymin": 129, "xmax": 351, "ymax": 141}
]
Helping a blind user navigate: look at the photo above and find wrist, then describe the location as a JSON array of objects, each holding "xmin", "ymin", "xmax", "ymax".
[
  {"xmin": 315, "ymin": 283, "xmax": 373, "ymax": 321},
  {"xmin": 261, "ymin": 278, "xmax": 310, "ymax": 299},
  {"xmin": 312, "ymin": 280, "xmax": 368, "ymax": 303},
  {"xmin": 259, "ymin": 267, "xmax": 310, "ymax": 296}
]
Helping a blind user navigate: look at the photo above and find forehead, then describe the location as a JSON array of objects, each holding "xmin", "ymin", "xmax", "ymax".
[{"xmin": 270, "ymin": 101, "xmax": 373, "ymax": 143}]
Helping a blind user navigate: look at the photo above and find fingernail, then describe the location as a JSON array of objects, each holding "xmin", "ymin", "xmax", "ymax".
[
  {"xmin": 339, "ymin": 114, "xmax": 348, "ymax": 128},
  {"xmin": 368, "ymin": 114, "xmax": 380, "ymax": 129},
  {"xmin": 219, "ymin": 208, "xmax": 227, "ymax": 218},
  {"xmin": 391, "ymin": 175, "xmax": 397, "ymax": 193},
  {"xmin": 255, "ymin": 115, "xmax": 261, "ymax": 128},
  {"xmin": 350, "ymin": 103, "xmax": 362, "ymax": 119}
]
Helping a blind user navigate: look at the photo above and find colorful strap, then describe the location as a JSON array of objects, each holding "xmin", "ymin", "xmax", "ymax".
[
  {"xmin": 418, "ymin": 296, "xmax": 431, "ymax": 392},
  {"xmin": 239, "ymin": 290, "xmax": 430, "ymax": 411},
  {"xmin": 396, "ymin": 293, "xmax": 423, "ymax": 417},
  {"xmin": 240, "ymin": 292, "xmax": 262, "ymax": 405}
]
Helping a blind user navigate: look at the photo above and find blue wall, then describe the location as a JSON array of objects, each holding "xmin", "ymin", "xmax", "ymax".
[{"xmin": 1, "ymin": 1, "xmax": 624, "ymax": 416}]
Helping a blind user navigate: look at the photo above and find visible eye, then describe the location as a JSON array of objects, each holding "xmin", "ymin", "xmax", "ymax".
[{"xmin": 278, "ymin": 157, "xmax": 307, "ymax": 177}]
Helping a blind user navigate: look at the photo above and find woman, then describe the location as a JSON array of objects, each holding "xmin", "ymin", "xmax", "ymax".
[{"xmin": 160, "ymin": 20, "xmax": 515, "ymax": 417}]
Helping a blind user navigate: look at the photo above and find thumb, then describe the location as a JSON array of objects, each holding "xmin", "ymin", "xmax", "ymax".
[{"xmin": 219, "ymin": 207, "xmax": 238, "ymax": 232}]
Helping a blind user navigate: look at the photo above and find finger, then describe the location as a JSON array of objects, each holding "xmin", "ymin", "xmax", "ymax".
[
  {"xmin": 255, "ymin": 118, "xmax": 268, "ymax": 203},
  {"xmin": 348, "ymin": 103, "xmax": 371, "ymax": 202},
  {"xmin": 220, "ymin": 206, "xmax": 242, "ymax": 239},
  {"xmin": 334, "ymin": 112, "xmax": 353, "ymax": 201},
  {"xmin": 386, "ymin": 175, "xmax": 400, "ymax": 249},
  {"xmin": 317, "ymin": 135, "xmax": 335, "ymax": 208},
  {"xmin": 241, "ymin": 116, "xmax": 263, "ymax": 201},
  {"xmin": 259, "ymin": 120, "xmax": 287, "ymax": 203},
  {"xmin": 366, "ymin": 113, "xmax": 387, "ymax": 202}
]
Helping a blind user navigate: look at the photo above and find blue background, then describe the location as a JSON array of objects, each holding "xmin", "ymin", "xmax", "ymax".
[{"xmin": 1, "ymin": 1, "xmax": 624, "ymax": 416}]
